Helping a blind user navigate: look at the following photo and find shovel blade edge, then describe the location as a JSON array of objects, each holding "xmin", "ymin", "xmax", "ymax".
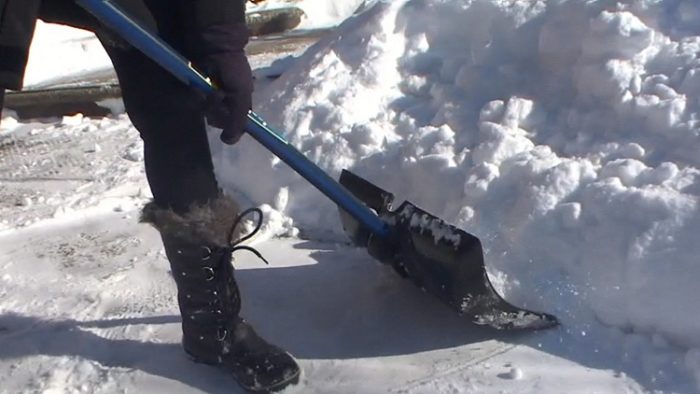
[{"xmin": 339, "ymin": 170, "xmax": 558, "ymax": 330}]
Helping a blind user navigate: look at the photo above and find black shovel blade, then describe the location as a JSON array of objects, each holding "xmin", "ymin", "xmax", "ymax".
[{"xmin": 339, "ymin": 170, "xmax": 558, "ymax": 330}]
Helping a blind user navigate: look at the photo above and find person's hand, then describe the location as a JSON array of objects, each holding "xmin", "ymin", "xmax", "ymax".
[
  {"xmin": 195, "ymin": 23, "xmax": 254, "ymax": 145},
  {"xmin": 204, "ymin": 89, "xmax": 248, "ymax": 145}
]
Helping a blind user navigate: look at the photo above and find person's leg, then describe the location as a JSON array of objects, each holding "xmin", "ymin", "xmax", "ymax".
[
  {"xmin": 109, "ymin": 38, "xmax": 299, "ymax": 389},
  {"xmin": 45, "ymin": 2, "xmax": 301, "ymax": 390},
  {"xmin": 102, "ymin": 40, "xmax": 221, "ymax": 211},
  {"xmin": 91, "ymin": 1, "xmax": 219, "ymax": 212},
  {"xmin": 37, "ymin": 0, "xmax": 217, "ymax": 212}
]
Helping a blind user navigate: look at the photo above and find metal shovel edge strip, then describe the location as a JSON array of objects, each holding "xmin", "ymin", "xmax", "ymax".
[{"xmin": 77, "ymin": 0, "xmax": 558, "ymax": 331}]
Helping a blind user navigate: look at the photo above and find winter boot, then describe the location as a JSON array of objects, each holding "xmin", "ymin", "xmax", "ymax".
[{"xmin": 141, "ymin": 196, "xmax": 301, "ymax": 393}]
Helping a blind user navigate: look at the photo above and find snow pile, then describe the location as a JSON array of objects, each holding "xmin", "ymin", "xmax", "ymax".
[{"xmin": 214, "ymin": 0, "xmax": 700, "ymax": 380}]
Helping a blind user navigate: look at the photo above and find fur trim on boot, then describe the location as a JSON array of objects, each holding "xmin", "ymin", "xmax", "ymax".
[{"xmin": 140, "ymin": 195, "xmax": 242, "ymax": 247}]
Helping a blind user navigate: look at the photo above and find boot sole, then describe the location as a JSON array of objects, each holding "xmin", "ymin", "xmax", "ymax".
[
  {"xmin": 241, "ymin": 365, "xmax": 301, "ymax": 393},
  {"xmin": 187, "ymin": 350, "xmax": 302, "ymax": 393}
]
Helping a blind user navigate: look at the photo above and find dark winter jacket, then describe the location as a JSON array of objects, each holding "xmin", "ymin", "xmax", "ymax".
[
  {"xmin": 0, "ymin": 0, "xmax": 246, "ymax": 90},
  {"xmin": 0, "ymin": 0, "xmax": 40, "ymax": 90}
]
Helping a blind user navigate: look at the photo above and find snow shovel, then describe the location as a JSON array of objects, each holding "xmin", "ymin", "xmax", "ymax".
[{"xmin": 77, "ymin": 0, "xmax": 558, "ymax": 330}]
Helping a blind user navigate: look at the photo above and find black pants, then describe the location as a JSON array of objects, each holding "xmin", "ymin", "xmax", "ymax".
[{"xmin": 38, "ymin": 0, "xmax": 221, "ymax": 213}]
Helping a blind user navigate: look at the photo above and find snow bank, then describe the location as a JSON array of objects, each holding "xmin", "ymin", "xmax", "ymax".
[{"xmin": 214, "ymin": 0, "xmax": 700, "ymax": 379}]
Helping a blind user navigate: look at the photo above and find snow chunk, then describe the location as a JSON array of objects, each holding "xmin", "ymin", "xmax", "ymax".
[
  {"xmin": 61, "ymin": 113, "xmax": 84, "ymax": 126},
  {"xmin": 583, "ymin": 11, "xmax": 654, "ymax": 60}
]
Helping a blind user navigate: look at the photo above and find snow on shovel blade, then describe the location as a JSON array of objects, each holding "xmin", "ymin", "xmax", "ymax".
[{"xmin": 339, "ymin": 170, "xmax": 558, "ymax": 331}]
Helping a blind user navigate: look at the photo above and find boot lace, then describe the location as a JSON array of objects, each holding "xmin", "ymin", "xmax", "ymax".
[
  {"xmin": 205, "ymin": 207, "xmax": 269, "ymax": 345},
  {"xmin": 225, "ymin": 207, "xmax": 270, "ymax": 266}
]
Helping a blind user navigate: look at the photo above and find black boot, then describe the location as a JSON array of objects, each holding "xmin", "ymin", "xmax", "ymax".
[{"xmin": 141, "ymin": 196, "xmax": 301, "ymax": 393}]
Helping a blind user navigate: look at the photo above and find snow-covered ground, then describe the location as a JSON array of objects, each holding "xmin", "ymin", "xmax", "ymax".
[{"xmin": 2, "ymin": 0, "xmax": 700, "ymax": 392}]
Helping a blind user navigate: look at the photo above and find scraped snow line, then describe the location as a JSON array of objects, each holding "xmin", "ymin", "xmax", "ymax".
[{"xmin": 395, "ymin": 343, "xmax": 517, "ymax": 392}]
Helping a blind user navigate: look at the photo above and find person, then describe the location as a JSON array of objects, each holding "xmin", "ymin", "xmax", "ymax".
[{"xmin": 0, "ymin": 0, "xmax": 301, "ymax": 392}]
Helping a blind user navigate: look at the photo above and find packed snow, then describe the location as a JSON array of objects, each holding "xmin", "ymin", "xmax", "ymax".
[{"xmin": 2, "ymin": 0, "xmax": 700, "ymax": 393}]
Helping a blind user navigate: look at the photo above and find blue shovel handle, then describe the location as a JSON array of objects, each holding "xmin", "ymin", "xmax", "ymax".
[{"xmin": 76, "ymin": 0, "xmax": 390, "ymax": 238}]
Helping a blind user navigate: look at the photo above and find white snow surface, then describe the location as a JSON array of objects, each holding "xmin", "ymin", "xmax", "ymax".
[{"xmin": 2, "ymin": 0, "xmax": 700, "ymax": 392}]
